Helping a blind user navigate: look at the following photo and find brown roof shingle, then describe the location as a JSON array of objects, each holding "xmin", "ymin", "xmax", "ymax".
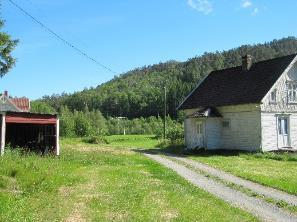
[{"xmin": 179, "ymin": 54, "xmax": 297, "ymax": 110}]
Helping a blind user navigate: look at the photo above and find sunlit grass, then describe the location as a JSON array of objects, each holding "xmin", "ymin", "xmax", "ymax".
[
  {"xmin": 0, "ymin": 138, "xmax": 257, "ymax": 221},
  {"xmin": 189, "ymin": 152, "xmax": 297, "ymax": 195}
]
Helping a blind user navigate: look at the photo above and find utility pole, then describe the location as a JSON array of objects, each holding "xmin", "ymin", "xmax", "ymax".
[
  {"xmin": 164, "ymin": 86, "xmax": 167, "ymax": 140},
  {"xmin": 116, "ymin": 117, "xmax": 127, "ymax": 135}
]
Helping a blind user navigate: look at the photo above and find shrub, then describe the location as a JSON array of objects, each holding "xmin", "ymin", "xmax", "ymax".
[
  {"xmin": 166, "ymin": 125, "xmax": 184, "ymax": 144},
  {"xmin": 82, "ymin": 136, "xmax": 108, "ymax": 144}
]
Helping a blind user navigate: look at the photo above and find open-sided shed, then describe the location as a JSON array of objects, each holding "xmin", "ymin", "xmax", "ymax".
[{"xmin": 0, "ymin": 112, "xmax": 60, "ymax": 156}]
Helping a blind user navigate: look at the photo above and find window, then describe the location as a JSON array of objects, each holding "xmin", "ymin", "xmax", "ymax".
[
  {"xmin": 278, "ymin": 117, "xmax": 288, "ymax": 135},
  {"xmin": 270, "ymin": 89, "xmax": 277, "ymax": 103},
  {"xmin": 222, "ymin": 120, "xmax": 230, "ymax": 128},
  {"xmin": 287, "ymin": 82, "xmax": 297, "ymax": 103},
  {"xmin": 197, "ymin": 122, "xmax": 203, "ymax": 134}
]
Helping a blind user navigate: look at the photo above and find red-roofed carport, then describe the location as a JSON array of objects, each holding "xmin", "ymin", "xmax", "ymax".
[{"xmin": 0, "ymin": 112, "xmax": 60, "ymax": 156}]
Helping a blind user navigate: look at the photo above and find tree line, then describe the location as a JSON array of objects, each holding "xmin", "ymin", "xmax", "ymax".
[
  {"xmin": 34, "ymin": 37, "xmax": 297, "ymax": 119},
  {"xmin": 31, "ymin": 102, "xmax": 183, "ymax": 137}
]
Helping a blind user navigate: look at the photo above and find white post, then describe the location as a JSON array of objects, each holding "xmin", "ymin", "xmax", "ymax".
[
  {"xmin": 1, "ymin": 114, "xmax": 6, "ymax": 156},
  {"xmin": 55, "ymin": 118, "xmax": 60, "ymax": 156}
]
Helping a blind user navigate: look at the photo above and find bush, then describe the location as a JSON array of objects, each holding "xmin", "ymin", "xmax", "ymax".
[
  {"xmin": 166, "ymin": 125, "xmax": 184, "ymax": 144},
  {"xmin": 82, "ymin": 136, "xmax": 108, "ymax": 144},
  {"xmin": 74, "ymin": 111, "xmax": 91, "ymax": 137}
]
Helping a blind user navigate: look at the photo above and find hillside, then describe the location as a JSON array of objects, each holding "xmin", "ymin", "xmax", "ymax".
[{"xmin": 37, "ymin": 37, "xmax": 297, "ymax": 118}]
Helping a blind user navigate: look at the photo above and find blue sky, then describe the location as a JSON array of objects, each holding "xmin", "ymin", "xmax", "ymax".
[{"xmin": 2, "ymin": 0, "xmax": 297, "ymax": 99}]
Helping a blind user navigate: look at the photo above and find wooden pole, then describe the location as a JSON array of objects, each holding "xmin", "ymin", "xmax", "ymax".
[
  {"xmin": 1, "ymin": 114, "xmax": 6, "ymax": 156},
  {"xmin": 164, "ymin": 86, "xmax": 167, "ymax": 140},
  {"xmin": 55, "ymin": 118, "xmax": 60, "ymax": 156}
]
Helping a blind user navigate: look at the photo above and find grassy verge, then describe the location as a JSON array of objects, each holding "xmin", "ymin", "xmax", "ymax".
[
  {"xmin": 167, "ymin": 155, "xmax": 297, "ymax": 215},
  {"xmin": 187, "ymin": 151, "xmax": 297, "ymax": 195},
  {"xmin": 0, "ymin": 137, "xmax": 257, "ymax": 221}
]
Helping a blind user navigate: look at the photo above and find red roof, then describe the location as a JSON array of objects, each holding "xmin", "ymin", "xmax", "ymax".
[
  {"xmin": 5, "ymin": 112, "xmax": 57, "ymax": 125},
  {"xmin": 10, "ymin": 98, "xmax": 30, "ymax": 112}
]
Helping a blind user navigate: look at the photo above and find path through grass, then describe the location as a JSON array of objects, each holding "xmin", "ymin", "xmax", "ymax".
[{"xmin": 189, "ymin": 152, "xmax": 297, "ymax": 195}]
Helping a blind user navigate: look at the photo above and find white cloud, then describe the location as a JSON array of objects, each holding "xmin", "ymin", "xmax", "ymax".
[
  {"xmin": 187, "ymin": 0, "xmax": 213, "ymax": 15},
  {"xmin": 242, "ymin": 0, "xmax": 253, "ymax": 8},
  {"xmin": 252, "ymin": 7, "xmax": 259, "ymax": 15},
  {"xmin": 241, "ymin": 0, "xmax": 260, "ymax": 16}
]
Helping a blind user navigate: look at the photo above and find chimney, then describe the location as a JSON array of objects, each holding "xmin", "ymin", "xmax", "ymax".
[
  {"xmin": 4, "ymin": 91, "xmax": 8, "ymax": 97},
  {"xmin": 242, "ymin": 55, "xmax": 253, "ymax": 71}
]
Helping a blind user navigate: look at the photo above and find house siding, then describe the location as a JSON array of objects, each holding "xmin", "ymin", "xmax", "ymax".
[
  {"xmin": 218, "ymin": 104, "xmax": 261, "ymax": 151},
  {"xmin": 184, "ymin": 104, "xmax": 261, "ymax": 151},
  {"xmin": 261, "ymin": 113, "xmax": 297, "ymax": 151},
  {"xmin": 205, "ymin": 118, "xmax": 221, "ymax": 149},
  {"xmin": 261, "ymin": 62, "xmax": 297, "ymax": 112},
  {"xmin": 290, "ymin": 114, "xmax": 297, "ymax": 148},
  {"xmin": 184, "ymin": 117, "xmax": 203, "ymax": 149},
  {"xmin": 261, "ymin": 113, "xmax": 278, "ymax": 151},
  {"xmin": 260, "ymin": 60, "xmax": 297, "ymax": 151}
]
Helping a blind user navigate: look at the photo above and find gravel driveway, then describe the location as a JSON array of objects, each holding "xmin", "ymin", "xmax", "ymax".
[
  {"xmin": 144, "ymin": 153, "xmax": 297, "ymax": 222},
  {"xmin": 169, "ymin": 155, "xmax": 297, "ymax": 206}
]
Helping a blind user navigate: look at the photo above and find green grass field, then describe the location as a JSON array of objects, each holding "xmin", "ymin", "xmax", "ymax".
[
  {"xmin": 0, "ymin": 136, "xmax": 256, "ymax": 222},
  {"xmin": 189, "ymin": 152, "xmax": 297, "ymax": 195}
]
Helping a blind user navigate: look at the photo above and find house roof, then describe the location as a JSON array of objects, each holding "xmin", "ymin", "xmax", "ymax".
[
  {"xmin": 10, "ymin": 98, "xmax": 30, "ymax": 112},
  {"xmin": 5, "ymin": 112, "xmax": 57, "ymax": 125},
  {"xmin": 179, "ymin": 54, "xmax": 297, "ymax": 110}
]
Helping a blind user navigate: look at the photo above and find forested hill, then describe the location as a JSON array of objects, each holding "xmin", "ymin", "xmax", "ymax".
[{"xmin": 37, "ymin": 37, "xmax": 297, "ymax": 118}]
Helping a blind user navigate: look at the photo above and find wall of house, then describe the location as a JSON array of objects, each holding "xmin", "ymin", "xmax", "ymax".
[
  {"xmin": 184, "ymin": 117, "xmax": 201, "ymax": 149},
  {"xmin": 261, "ymin": 112, "xmax": 297, "ymax": 151},
  {"xmin": 261, "ymin": 61, "xmax": 297, "ymax": 112},
  {"xmin": 290, "ymin": 114, "xmax": 297, "ymax": 149},
  {"xmin": 260, "ymin": 59, "xmax": 297, "ymax": 151},
  {"xmin": 184, "ymin": 104, "xmax": 261, "ymax": 151},
  {"xmin": 217, "ymin": 104, "xmax": 261, "ymax": 151},
  {"xmin": 260, "ymin": 113, "xmax": 278, "ymax": 151},
  {"xmin": 205, "ymin": 118, "xmax": 221, "ymax": 149}
]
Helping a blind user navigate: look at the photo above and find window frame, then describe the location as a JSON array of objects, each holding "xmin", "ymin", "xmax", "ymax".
[
  {"xmin": 197, "ymin": 122, "xmax": 203, "ymax": 135},
  {"xmin": 270, "ymin": 89, "xmax": 277, "ymax": 103},
  {"xmin": 287, "ymin": 81, "xmax": 297, "ymax": 103},
  {"xmin": 222, "ymin": 119, "xmax": 230, "ymax": 129},
  {"xmin": 278, "ymin": 116, "xmax": 289, "ymax": 135}
]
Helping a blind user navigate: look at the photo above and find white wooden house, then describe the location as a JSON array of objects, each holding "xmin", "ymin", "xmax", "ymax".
[{"xmin": 178, "ymin": 54, "xmax": 297, "ymax": 152}]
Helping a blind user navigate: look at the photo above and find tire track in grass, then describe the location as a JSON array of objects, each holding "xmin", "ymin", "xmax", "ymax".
[{"xmin": 144, "ymin": 153, "xmax": 297, "ymax": 222}]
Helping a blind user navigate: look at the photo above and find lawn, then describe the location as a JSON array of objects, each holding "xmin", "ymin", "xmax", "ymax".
[
  {"xmin": 105, "ymin": 134, "xmax": 160, "ymax": 149},
  {"xmin": 189, "ymin": 152, "xmax": 297, "ymax": 195},
  {"xmin": 0, "ymin": 136, "xmax": 257, "ymax": 222}
]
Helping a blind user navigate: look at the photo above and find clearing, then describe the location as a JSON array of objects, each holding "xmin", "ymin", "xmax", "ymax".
[{"xmin": 0, "ymin": 136, "xmax": 256, "ymax": 221}]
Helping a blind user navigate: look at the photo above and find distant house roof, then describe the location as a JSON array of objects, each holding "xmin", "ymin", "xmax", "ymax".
[
  {"xmin": 10, "ymin": 98, "xmax": 30, "ymax": 112},
  {"xmin": 179, "ymin": 54, "xmax": 297, "ymax": 110},
  {"xmin": 0, "ymin": 91, "xmax": 30, "ymax": 112}
]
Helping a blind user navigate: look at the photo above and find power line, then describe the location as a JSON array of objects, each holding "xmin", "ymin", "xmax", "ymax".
[{"xmin": 7, "ymin": 0, "xmax": 117, "ymax": 74}]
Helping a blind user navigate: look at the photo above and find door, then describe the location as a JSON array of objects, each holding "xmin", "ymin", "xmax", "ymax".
[
  {"xmin": 278, "ymin": 116, "xmax": 290, "ymax": 148},
  {"xmin": 196, "ymin": 121, "xmax": 204, "ymax": 148}
]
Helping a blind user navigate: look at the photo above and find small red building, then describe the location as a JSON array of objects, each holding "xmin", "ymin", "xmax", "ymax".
[{"xmin": 0, "ymin": 91, "xmax": 59, "ymax": 156}]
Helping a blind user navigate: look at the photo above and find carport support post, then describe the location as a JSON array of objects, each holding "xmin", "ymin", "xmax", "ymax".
[
  {"xmin": 56, "ymin": 118, "xmax": 60, "ymax": 156},
  {"xmin": 1, "ymin": 114, "xmax": 6, "ymax": 156}
]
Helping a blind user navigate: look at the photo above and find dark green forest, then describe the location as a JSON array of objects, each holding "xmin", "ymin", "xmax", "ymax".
[{"xmin": 34, "ymin": 37, "xmax": 297, "ymax": 119}]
